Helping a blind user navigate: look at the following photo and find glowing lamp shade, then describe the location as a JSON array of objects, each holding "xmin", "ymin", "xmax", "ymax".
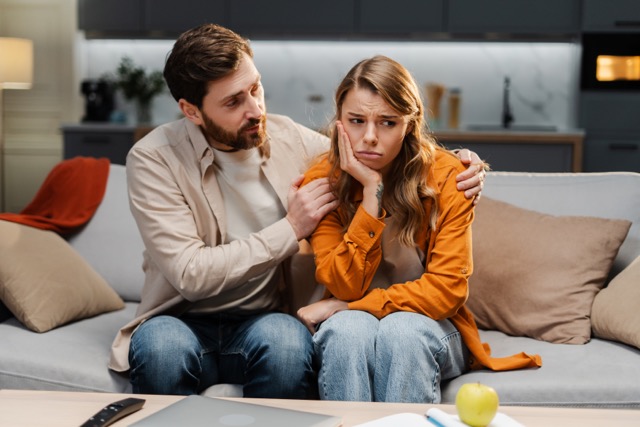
[{"xmin": 0, "ymin": 38, "xmax": 33, "ymax": 89}]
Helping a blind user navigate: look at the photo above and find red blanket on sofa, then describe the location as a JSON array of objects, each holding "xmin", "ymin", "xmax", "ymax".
[{"xmin": 0, "ymin": 157, "xmax": 110, "ymax": 234}]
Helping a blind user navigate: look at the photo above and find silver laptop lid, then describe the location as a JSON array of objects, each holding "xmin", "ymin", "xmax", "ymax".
[{"xmin": 131, "ymin": 395, "xmax": 342, "ymax": 427}]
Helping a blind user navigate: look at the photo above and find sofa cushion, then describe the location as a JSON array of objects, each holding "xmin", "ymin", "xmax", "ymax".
[
  {"xmin": 67, "ymin": 164, "xmax": 146, "ymax": 302},
  {"xmin": 467, "ymin": 197, "xmax": 631, "ymax": 344},
  {"xmin": 481, "ymin": 171, "xmax": 640, "ymax": 280},
  {"xmin": 0, "ymin": 302, "xmax": 136, "ymax": 392},
  {"xmin": 442, "ymin": 330, "xmax": 640, "ymax": 408},
  {"xmin": 591, "ymin": 255, "xmax": 640, "ymax": 349},
  {"xmin": 0, "ymin": 220, "xmax": 124, "ymax": 333}
]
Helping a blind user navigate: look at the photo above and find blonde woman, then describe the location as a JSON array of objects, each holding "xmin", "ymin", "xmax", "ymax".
[{"xmin": 298, "ymin": 56, "xmax": 541, "ymax": 403}]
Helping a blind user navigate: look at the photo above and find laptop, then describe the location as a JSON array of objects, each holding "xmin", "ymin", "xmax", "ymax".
[{"xmin": 130, "ymin": 395, "xmax": 342, "ymax": 427}]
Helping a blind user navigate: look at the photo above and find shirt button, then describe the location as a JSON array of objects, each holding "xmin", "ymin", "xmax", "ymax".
[{"xmin": 369, "ymin": 231, "xmax": 375, "ymax": 238}]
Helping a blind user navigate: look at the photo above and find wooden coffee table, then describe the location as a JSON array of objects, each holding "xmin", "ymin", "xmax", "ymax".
[{"xmin": 1, "ymin": 389, "xmax": 639, "ymax": 426}]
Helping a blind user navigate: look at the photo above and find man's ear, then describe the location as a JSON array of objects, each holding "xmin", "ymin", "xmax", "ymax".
[{"xmin": 179, "ymin": 99, "xmax": 203, "ymax": 125}]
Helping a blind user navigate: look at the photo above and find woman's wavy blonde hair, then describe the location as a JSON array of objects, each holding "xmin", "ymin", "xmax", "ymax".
[{"xmin": 328, "ymin": 55, "xmax": 444, "ymax": 246}]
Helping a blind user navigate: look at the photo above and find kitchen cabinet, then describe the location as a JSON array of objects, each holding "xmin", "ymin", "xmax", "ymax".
[
  {"xmin": 435, "ymin": 130, "xmax": 584, "ymax": 172},
  {"xmin": 228, "ymin": 0, "xmax": 356, "ymax": 37},
  {"xmin": 583, "ymin": 137, "xmax": 640, "ymax": 172},
  {"xmin": 579, "ymin": 91, "xmax": 640, "ymax": 172},
  {"xmin": 79, "ymin": 0, "xmax": 227, "ymax": 38},
  {"xmin": 579, "ymin": 92, "xmax": 640, "ymax": 135},
  {"xmin": 447, "ymin": 0, "xmax": 580, "ymax": 35},
  {"xmin": 358, "ymin": 0, "xmax": 445, "ymax": 35},
  {"xmin": 143, "ymin": 0, "xmax": 226, "ymax": 35},
  {"xmin": 62, "ymin": 125, "xmax": 153, "ymax": 166},
  {"xmin": 78, "ymin": 0, "xmax": 585, "ymax": 40},
  {"xmin": 582, "ymin": 0, "xmax": 640, "ymax": 32},
  {"xmin": 78, "ymin": 0, "xmax": 143, "ymax": 35}
]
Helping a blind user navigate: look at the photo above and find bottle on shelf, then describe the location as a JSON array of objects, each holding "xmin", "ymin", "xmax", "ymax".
[{"xmin": 448, "ymin": 87, "xmax": 461, "ymax": 130}]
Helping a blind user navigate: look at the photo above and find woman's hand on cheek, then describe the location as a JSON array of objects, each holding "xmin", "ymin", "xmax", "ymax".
[
  {"xmin": 297, "ymin": 297, "xmax": 349, "ymax": 335},
  {"xmin": 336, "ymin": 121, "xmax": 381, "ymax": 189}
]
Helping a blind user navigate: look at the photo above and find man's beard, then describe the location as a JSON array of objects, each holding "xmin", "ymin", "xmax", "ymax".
[{"xmin": 201, "ymin": 113, "xmax": 267, "ymax": 151}]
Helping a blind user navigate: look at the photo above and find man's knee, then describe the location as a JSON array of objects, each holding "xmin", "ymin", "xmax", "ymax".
[
  {"xmin": 252, "ymin": 313, "xmax": 313, "ymax": 359},
  {"xmin": 129, "ymin": 316, "xmax": 205, "ymax": 394},
  {"xmin": 130, "ymin": 316, "xmax": 200, "ymax": 365}
]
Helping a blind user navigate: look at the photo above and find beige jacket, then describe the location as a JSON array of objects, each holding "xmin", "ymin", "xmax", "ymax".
[{"xmin": 109, "ymin": 114, "xmax": 329, "ymax": 372}]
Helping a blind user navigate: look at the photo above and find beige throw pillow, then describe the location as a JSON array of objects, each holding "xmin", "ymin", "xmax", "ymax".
[
  {"xmin": 591, "ymin": 255, "xmax": 640, "ymax": 349},
  {"xmin": 0, "ymin": 220, "xmax": 124, "ymax": 332},
  {"xmin": 467, "ymin": 198, "xmax": 631, "ymax": 344}
]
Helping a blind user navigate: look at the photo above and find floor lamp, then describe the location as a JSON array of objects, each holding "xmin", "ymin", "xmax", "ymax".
[{"xmin": 0, "ymin": 37, "xmax": 33, "ymax": 212}]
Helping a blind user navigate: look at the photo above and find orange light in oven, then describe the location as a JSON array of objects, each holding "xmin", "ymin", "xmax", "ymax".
[{"xmin": 596, "ymin": 55, "xmax": 640, "ymax": 82}]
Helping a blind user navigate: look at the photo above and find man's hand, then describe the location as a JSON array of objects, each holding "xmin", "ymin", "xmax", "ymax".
[
  {"xmin": 286, "ymin": 175, "xmax": 339, "ymax": 240},
  {"xmin": 454, "ymin": 149, "xmax": 488, "ymax": 205},
  {"xmin": 297, "ymin": 298, "xmax": 348, "ymax": 334}
]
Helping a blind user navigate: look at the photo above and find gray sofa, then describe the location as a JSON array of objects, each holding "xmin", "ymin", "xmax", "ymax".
[{"xmin": 1, "ymin": 164, "xmax": 639, "ymax": 408}]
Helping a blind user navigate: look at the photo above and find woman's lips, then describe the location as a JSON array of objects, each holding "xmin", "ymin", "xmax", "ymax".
[{"xmin": 356, "ymin": 151, "xmax": 382, "ymax": 160}]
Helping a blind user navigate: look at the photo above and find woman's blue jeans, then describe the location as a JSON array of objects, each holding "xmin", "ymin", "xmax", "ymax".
[
  {"xmin": 313, "ymin": 310, "xmax": 469, "ymax": 403},
  {"xmin": 128, "ymin": 312, "xmax": 316, "ymax": 398}
]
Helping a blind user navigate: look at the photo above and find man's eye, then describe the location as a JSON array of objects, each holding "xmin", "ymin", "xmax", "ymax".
[{"xmin": 226, "ymin": 99, "xmax": 239, "ymax": 108}]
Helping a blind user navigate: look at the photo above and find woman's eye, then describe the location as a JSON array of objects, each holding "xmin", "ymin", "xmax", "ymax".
[
  {"xmin": 349, "ymin": 118, "xmax": 363, "ymax": 124},
  {"xmin": 382, "ymin": 120, "xmax": 396, "ymax": 127}
]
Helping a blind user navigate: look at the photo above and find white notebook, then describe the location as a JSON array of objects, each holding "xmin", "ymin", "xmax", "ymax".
[
  {"xmin": 130, "ymin": 395, "xmax": 342, "ymax": 427},
  {"xmin": 354, "ymin": 408, "xmax": 525, "ymax": 427}
]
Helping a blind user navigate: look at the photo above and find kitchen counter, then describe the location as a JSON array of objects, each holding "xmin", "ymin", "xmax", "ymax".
[
  {"xmin": 433, "ymin": 128, "xmax": 585, "ymax": 172},
  {"xmin": 61, "ymin": 123, "xmax": 155, "ymax": 165},
  {"xmin": 434, "ymin": 127, "xmax": 584, "ymax": 141},
  {"xmin": 60, "ymin": 122, "xmax": 586, "ymax": 172},
  {"xmin": 61, "ymin": 123, "xmax": 155, "ymax": 140}
]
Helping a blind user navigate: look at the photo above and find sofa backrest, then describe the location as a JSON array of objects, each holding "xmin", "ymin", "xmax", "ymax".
[
  {"xmin": 66, "ymin": 167, "xmax": 640, "ymax": 303},
  {"xmin": 67, "ymin": 164, "xmax": 145, "ymax": 302},
  {"xmin": 482, "ymin": 171, "xmax": 640, "ymax": 278}
]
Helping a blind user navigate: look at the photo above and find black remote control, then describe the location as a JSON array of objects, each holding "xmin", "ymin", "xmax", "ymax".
[{"xmin": 80, "ymin": 397, "xmax": 146, "ymax": 427}]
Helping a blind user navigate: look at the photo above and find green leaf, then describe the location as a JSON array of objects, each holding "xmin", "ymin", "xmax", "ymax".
[{"xmin": 112, "ymin": 56, "xmax": 165, "ymax": 104}]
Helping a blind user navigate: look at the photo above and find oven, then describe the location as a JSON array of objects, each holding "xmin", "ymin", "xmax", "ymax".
[
  {"xmin": 579, "ymin": 32, "xmax": 640, "ymax": 172},
  {"xmin": 581, "ymin": 33, "xmax": 640, "ymax": 90}
]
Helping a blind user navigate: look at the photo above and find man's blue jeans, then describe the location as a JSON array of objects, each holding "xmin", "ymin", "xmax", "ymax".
[
  {"xmin": 313, "ymin": 310, "xmax": 469, "ymax": 403},
  {"xmin": 128, "ymin": 312, "xmax": 316, "ymax": 398}
]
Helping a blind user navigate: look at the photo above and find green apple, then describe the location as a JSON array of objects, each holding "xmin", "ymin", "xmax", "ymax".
[{"xmin": 455, "ymin": 382, "xmax": 500, "ymax": 427}]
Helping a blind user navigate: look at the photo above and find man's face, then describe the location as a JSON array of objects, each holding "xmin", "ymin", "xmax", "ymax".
[
  {"xmin": 200, "ymin": 107, "xmax": 267, "ymax": 151},
  {"xmin": 183, "ymin": 53, "xmax": 267, "ymax": 151}
]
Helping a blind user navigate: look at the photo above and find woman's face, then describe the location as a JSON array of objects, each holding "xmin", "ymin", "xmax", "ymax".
[{"xmin": 340, "ymin": 87, "xmax": 410, "ymax": 175}]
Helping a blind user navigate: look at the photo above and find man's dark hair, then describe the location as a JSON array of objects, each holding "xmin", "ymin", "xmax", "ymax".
[{"xmin": 164, "ymin": 24, "xmax": 253, "ymax": 108}]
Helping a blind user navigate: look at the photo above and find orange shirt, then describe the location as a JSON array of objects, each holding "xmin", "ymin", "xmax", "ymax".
[{"xmin": 303, "ymin": 149, "xmax": 541, "ymax": 371}]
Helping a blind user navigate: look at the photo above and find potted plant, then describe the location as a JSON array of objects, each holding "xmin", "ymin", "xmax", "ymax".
[{"xmin": 111, "ymin": 56, "xmax": 165, "ymax": 124}]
